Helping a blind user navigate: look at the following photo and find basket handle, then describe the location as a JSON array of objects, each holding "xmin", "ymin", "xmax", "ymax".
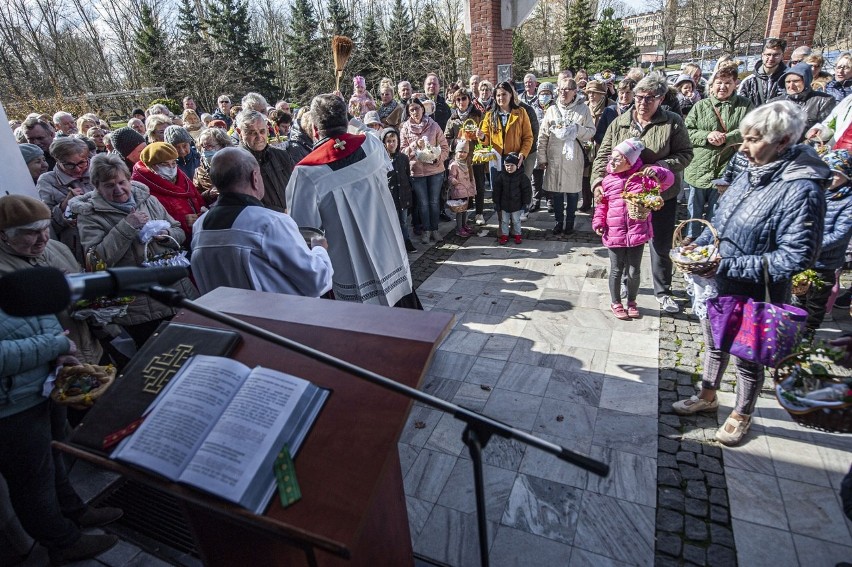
[
  {"xmin": 625, "ymin": 171, "xmax": 661, "ymax": 192},
  {"xmin": 672, "ymin": 217, "xmax": 719, "ymax": 249},
  {"xmin": 143, "ymin": 234, "xmax": 182, "ymax": 261}
]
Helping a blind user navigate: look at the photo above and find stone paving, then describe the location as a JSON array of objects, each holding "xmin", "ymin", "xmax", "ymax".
[{"xmin": 9, "ymin": 203, "xmax": 852, "ymax": 566}]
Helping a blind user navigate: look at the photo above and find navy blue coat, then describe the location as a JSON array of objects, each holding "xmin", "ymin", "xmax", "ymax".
[
  {"xmin": 696, "ymin": 145, "xmax": 831, "ymax": 301},
  {"xmin": 815, "ymin": 187, "xmax": 852, "ymax": 270}
]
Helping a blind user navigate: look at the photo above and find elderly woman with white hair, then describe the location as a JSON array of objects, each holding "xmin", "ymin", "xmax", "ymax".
[
  {"xmin": 145, "ymin": 113, "xmax": 172, "ymax": 143},
  {"xmin": 592, "ymin": 73, "xmax": 693, "ymax": 313},
  {"xmin": 672, "ymin": 101, "xmax": 831, "ymax": 446}
]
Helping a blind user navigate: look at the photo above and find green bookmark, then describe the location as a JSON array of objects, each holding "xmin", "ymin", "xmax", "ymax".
[{"xmin": 274, "ymin": 444, "xmax": 302, "ymax": 508}]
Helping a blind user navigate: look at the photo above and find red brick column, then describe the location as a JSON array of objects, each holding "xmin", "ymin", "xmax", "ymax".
[
  {"xmin": 470, "ymin": 0, "xmax": 513, "ymax": 84},
  {"xmin": 765, "ymin": 0, "xmax": 823, "ymax": 59}
]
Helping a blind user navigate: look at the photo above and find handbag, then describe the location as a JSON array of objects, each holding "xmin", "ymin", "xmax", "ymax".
[{"xmin": 706, "ymin": 257, "xmax": 807, "ymax": 367}]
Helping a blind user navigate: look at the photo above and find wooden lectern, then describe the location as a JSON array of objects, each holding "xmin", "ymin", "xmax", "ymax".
[{"xmin": 58, "ymin": 288, "xmax": 453, "ymax": 566}]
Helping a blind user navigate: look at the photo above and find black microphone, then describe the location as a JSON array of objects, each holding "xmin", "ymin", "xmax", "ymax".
[{"xmin": 0, "ymin": 266, "xmax": 189, "ymax": 316}]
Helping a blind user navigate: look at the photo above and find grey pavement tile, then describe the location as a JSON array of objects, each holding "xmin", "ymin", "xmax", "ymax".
[
  {"xmin": 452, "ymin": 381, "xmax": 493, "ymax": 412},
  {"xmin": 420, "ymin": 375, "xmax": 462, "ymax": 402},
  {"xmin": 418, "ymin": 276, "xmax": 457, "ymax": 292},
  {"xmin": 430, "ymin": 264, "xmax": 466, "ymax": 280},
  {"xmin": 587, "ymin": 445, "xmax": 656, "ymax": 508},
  {"xmin": 95, "ymin": 539, "xmax": 143, "ymax": 567},
  {"xmin": 766, "ymin": 435, "xmax": 832, "ymax": 487},
  {"xmin": 504, "ymin": 297, "xmax": 539, "ymax": 318},
  {"xmin": 488, "ymin": 525, "xmax": 573, "ymax": 566},
  {"xmin": 608, "ymin": 329, "xmax": 661, "ymax": 356},
  {"xmin": 562, "ymin": 326, "xmax": 612, "ymax": 351},
  {"xmin": 518, "ymin": 433, "xmax": 590, "ymax": 489},
  {"xmin": 591, "ymin": 409, "xmax": 657, "ymax": 459},
  {"xmin": 753, "ymin": 402, "xmax": 819, "ymax": 443},
  {"xmin": 481, "ymin": 389, "xmax": 544, "ymax": 431},
  {"xmin": 597, "ymin": 378, "xmax": 658, "ymax": 417},
  {"xmin": 542, "ymin": 275, "xmax": 584, "ymax": 292},
  {"xmin": 732, "ymin": 519, "xmax": 798, "ymax": 567},
  {"xmin": 778, "ymin": 478, "xmax": 852, "ymax": 544},
  {"xmin": 721, "ymin": 433, "xmax": 776, "ymax": 475},
  {"xmin": 435, "ymin": 292, "xmax": 479, "ymax": 312},
  {"xmin": 424, "ymin": 412, "xmax": 468, "ymax": 456},
  {"xmin": 68, "ymin": 461, "xmax": 121, "ymax": 503},
  {"xmin": 419, "ymin": 291, "xmax": 444, "ymax": 310},
  {"xmin": 458, "ymin": 435, "xmax": 528, "ymax": 472},
  {"xmin": 580, "ymin": 277, "xmax": 610, "ymax": 295},
  {"xmin": 561, "ymin": 305, "xmax": 661, "ymax": 332},
  {"xmin": 435, "ymin": 458, "xmax": 517, "ymax": 522},
  {"xmin": 602, "ymin": 351, "xmax": 658, "ymax": 385},
  {"xmin": 567, "ymin": 547, "xmax": 636, "ymax": 567},
  {"xmin": 414, "ymin": 504, "xmax": 496, "ymax": 567},
  {"xmin": 538, "ymin": 288, "xmax": 581, "ymax": 306},
  {"xmin": 399, "ymin": 442, "xmax": 421, "ymax": 479},
  {"xmin": 500, "ymin": 473, "xmax": 583, "ymax": 544},
  {"xmin": 495, "ymin": 362, "xmax": 552, "ymax": 396},
  {"xmin": 406, "ymin": 495, "xmax": 434, "ymax": 540},
  {"xmin": 463, "ymin": 357, "xmax": 507, "ymax": 386},
  {"xmin": 480, "ymin": 334, "xmax": 520, "ymax": 361},
  {"xmin": 532, "ymin": 397, "xmax": 598, "ymax": 450},
  {"xmin": 438, "ymin": 329, "xmax": 490, "ymax": 356},
  {"xmin": 456, "ymin": 311, "xmax": 505, "ymax": 334},
  {"xmin": 551, "ymin": 262, "xmax": 591, "ymax": 277},
  {"xmin": 125, "ymin": 554, "xmax": 178, "ymax": 566},
  {"xmin": 427, "ymin": 350, "xmax": 478, "ymax": 380},
  {"xmin": 817, "ymin": 443, "xmax": 852, "ymax": 492},
  {"xmin": 572, "ymin": 491, "xmax": 654, "ymax": 566},
  {"xmin": 726, "ymin": 467, "xmax": 788, "ymax": 528},
  {"xmin": 793, "ymin": 533, "xmax": 852, "ymax": 566},
  {"xmin": 483, "ymin": 279, "xmax": 545, "ymax": 301},
  {"xmin": 508, "ymin": 337, "xmax": 549, "ymax": 369},
  {"xmin": 460, "ymin": 264, "xmax": 501, "ymax": 281},
  {"xmin": 468, "ymin": 294, "xmax": 515, "ymax": 316},
  {"xmin": 516, "ymin": 320, "xmax": 566, "ymax": 347},
  {"xmin": 403, "ymin": 449, "xmax": 457, "ymax": 503},
  {"xmin": 540, "ymin": 345, "xmax": 608, "ymax": 375},
  {"xmin": 400, "ymin": 405, "xmax": 443, "ymax": 447},
  {"xmin": 448, "ymin": 278, "xmax": 490, "ymax": 296},
  {"xmin": 543, "ymin": 370, "xmax": 604, "ymax": 408},
  {"xmin": 493, "ymin": 314, "xmax": 530, "ymax": 336}
]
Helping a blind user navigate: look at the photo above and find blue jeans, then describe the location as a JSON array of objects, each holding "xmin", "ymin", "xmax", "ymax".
[
  {"xmin": 500, "ymin": 210, "xmax": 522, "ymax": 236},
  {"xmin": 687, "ymin": 186, "xmax": 719, "ymax": 238},
  {"xmin": 411, "ymin": 173, "xmax": 444, "ymax": 231},
  {"xmin": 552, "ymin": 192, "xmax": 579, "ymax": 229},
  {"xmin": 397, "ymin": 208, "xmax": 411, "ymax": 243}
]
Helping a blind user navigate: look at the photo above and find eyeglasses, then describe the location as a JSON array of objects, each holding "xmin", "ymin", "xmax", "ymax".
[
  {"xmin": 455, "ymin": 95, "xmax": 469, "ymax": 101},
  {"xmin": 837, "ymin": 65, "xmax": 852, "ymax": 71},
  {"xmin": 60, "ymin": 157, "xmax": 89, "ymax": 170},
  {"xmin": 635, "ymin": 95, "xmax": 660, "ymax": 103},
  {"xmin": 559, "ymin": 88, "xmax": 576, "ymax": 92},
  {"xmin": 218, "ymin": 99, "xmax": 231, "ymax": 104}
]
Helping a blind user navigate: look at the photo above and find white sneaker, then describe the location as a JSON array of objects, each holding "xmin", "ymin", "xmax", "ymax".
[
  {"xmin": 475, "ymin": 214, "xmax": 485, "ymax": 225},
  {"xmin": 658, "ymin": 295, "xmax": 680, "ymax": 313},
  {"xmin": 421, "ymin": 232, "xmax": 430, "ymax": 244},
  {"xmin": 520, "ymin": 211, "xmax": 529, "ymax": 222}
]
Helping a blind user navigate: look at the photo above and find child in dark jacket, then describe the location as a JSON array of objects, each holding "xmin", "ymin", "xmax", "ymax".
[
  {"xmin": 793, "ymin": 149, "xmax": 852, "ymax": 334},
  {"xmin": 492, "ymin": 152, "xmax": 532, "ymax": 245},
  {"xmin": 382, "ymin": 127, "xmax": 416, "ymax": 252}
]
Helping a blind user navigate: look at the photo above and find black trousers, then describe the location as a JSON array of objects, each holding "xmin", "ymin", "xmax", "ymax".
[{"xmin": 650, "ymin": 198, "xmax": 678, "ymax": 298}]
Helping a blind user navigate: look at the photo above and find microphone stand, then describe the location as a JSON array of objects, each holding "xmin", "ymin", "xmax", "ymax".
[{"xmin": 143, "ymin": 286, "xmax": 609, "ymax": 567}]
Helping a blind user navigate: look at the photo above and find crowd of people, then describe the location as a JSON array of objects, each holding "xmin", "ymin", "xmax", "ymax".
[{"xmin": 3, "ymin": 38, "xmax": 852, "ymax": 562}]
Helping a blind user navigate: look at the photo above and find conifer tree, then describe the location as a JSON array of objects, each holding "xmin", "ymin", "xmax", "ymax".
[
  {"xmin": 134, "ymin": 3, "xmax": 176, "ymax": 94},
  {"xmin": 415, "ymin": 3, "xmax": 444, "ymax": 83},
  {"xmin": 589, "ymin": 8, "xmax": 639, "ymax": 74},
  {"xmin": 560, "ymin": 0, "xmax": 594, "ymax": 73},
  {"xmin": 284, "ymin": 0, "xmax": 326, "ymax": 104},
  {"xmin": 351, "ymin": 8, "xmax": 383, "ymax": 91},
  {"xmin": 384, "ymin": 0, "xmax": 417, "ymax": 86},
  {"xmin": 512, "ymin": 30, "xmax": 534, "ymax": 81}
]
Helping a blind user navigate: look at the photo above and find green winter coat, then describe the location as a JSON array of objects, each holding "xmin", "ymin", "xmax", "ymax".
[
  {"xmin": 592, "ymin": 108, "xmax": 693, "ymax": 200},
  {"xmin": 684, "ymin": 94, "xmax": 753, "ymax": 189}
]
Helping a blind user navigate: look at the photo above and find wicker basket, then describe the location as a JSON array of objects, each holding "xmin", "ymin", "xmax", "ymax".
[
  {"xmin": 791, "ymin": 281, "xmax": 812, "ymax": 296},
  {"xmin": 143, "ymin": 235, "xmax": 189, "ymax": 268},
  {"xmin": 446, "ymin": 199, "xmax": 469, "ymax": 213},
  {"xmin": 670, "ymin": 218, "xmax": 721, "ymax": 274},
  {"xmin": 461, "ymin": 119, "xmax": 479, "ymax": 141},
  {"xmin": 623, "ymin": 171, "xmax": 662, "ymax": 220},
  {"xmin": 51, "ymin": 364, "xmax": 116, "ymax": 410},
  {"xmin": 773, "ymin": 352, "xmax": 852, "ymax": 433},
  {"xmin": 626, "ymin": 200, "xmax": 650, "ymax": 220}
]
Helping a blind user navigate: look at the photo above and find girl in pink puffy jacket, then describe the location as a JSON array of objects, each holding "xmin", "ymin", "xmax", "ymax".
[{"xmin": 593, "ymin": 138, "xmax": 674, "ymax": 320}]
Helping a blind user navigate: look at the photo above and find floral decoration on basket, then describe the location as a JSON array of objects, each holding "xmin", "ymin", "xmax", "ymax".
[
  {"xmin": 472, "ymin": 144, "xmax": 495, "ymax": 164},
  {"xmin": 621, "ymin": 171, "xmax": 664, "ymax": 220},
  {"xmin": 773, "ymin": 346, "xmax": 852, "ymax": 433},
  {"xmin": 791, "ymin": 269, "xmax": 825, "ymax": 296},
  {"xmin": 51, "ymin": 364, "xmax": 116, "ymax": 410},
  {"xmin": 70, "ymin": 249, "xmax": 135, "ymax": 324},
  {"xmin": 670, "ymin": 218, "xmax": 721, "ymax": 274},
  {"xmin": 461, "ymin": 119, "xmax": 479, "ymax": 141}
]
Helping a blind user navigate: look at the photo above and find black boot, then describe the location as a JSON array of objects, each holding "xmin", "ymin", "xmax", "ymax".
[
  {"xmin": 74, "ymin": 506, "xmax": 123, "ymax": 528},
  {"xmin": 49, "ymin": 534, "xmax": 119, "ymax": 566}
]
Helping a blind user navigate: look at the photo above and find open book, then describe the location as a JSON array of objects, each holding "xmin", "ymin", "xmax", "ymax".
[{"xmin": 112, "ymin": 355, "xmax": 329, "ymax": 514}]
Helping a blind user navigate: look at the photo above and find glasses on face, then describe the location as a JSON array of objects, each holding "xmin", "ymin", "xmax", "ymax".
[
  {"xmin": 762, "ymin": 52, "xmax": 782, "ymax": 59},
  {"xmin": 837, "ymin": 65, "xmax": 852, "ymax": 71},
  {"xmin": 61, "ymin": 157, "xmax": 89, "ymax": 170},
  {"xmin": 455, "ymin": 95, "xmax": 469, "ymax": 102},
  {"xmin": 635, "ymin": 95, "xmax": 660, "ymax": 103},
  {"xmin": 559, "ymin": 88, "xmax": 576, "ymax": 93}
]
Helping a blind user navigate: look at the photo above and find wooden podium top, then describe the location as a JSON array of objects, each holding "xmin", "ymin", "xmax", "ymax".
[{"xmin": 60, "ymin": 288, "xmax": 453, "ymax": 561}]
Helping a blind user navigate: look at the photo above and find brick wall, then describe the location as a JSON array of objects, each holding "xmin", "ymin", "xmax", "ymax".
[
  {"xmin": 765, "ymin": 0, "xmax": 823, "ymax": 59},
  {"xmin": 470, "ymin": 0, "xmax": 513, "ymax": 84}
]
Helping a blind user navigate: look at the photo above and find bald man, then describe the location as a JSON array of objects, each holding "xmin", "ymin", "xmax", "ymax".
[{"xmin": 190, "ymin": 147, "xmax": 333, "ymax": 297}]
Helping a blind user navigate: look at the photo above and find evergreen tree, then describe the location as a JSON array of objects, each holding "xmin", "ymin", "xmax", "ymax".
[
  {"xmin": 206, "ymin": 0, "xmax": 276, "ymax": 97},
  {"xmin": 560, "ymin": 0, "xmax": 594, "ymax": 73},
  {"xmin": 415, "ymin": 3, "xmax": 444, "ymax": 83},
  {"xmin": 384, "ymin": 0, "xmax": 417, "ymax": 87},
  {"xmin": 284, "ymin": 0, "xmax": 326, "ymax": 104},
  {"xmin": 589, "ymin": 8, "xmax": 639, "ymax": 74},
  {"xmin": 351, "ymin": 8, "xmax": 383, "ymax": 91},
  {"xmin": 512, "ymin": 30, "xmax": 534, "ymax": 81},
  {"xmin": 324, "ymin": 0, "xmax": 358, "ymax": 95},
  {"xmin": 325, "ymin": 0, "xmax": 356, "ymax": 38},
  {"xmin": 134, "ymin": 3, "xmax": 176, "ymax": 94}
]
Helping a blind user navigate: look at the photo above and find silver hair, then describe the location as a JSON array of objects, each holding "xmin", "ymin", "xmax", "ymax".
[
  {"xmin": 241, "ymin": 92, "xmax": 269, "ymax": 112},
  {"xmin": 634, "ymin": 74, "xmax": 669, "ymax": 97},
  {"xmin": 53, "ymin": 111, "xmax": 73, "ymax": 124},
  {"xmin": 739, "ymin": 100, "xmax": 807, "ymax": 144},
  {"xmin": 49, "ymin": 136, "xmax": 89, "ymax": 161},
  {"xmin": 147, "ymin": 103, "xmax": 173, "ymax": 117},
  {"xmin": 89, "ymin": 153, "xmax": 131, "ymax": 186},
  {"xmin": 200, "ymin": 113, "xmax": 213, "ymax": 124},
  {"xmin": 128, "ymin": 117, "xmax": 144, "ymax": 129},
  {"xmin": 14, "ymin": 127, "xmax": 26, "ymax": 143},
  {"xmin": 145, "ymin": 113, "xmax": 172, "ymax": 137},
  {"xmin": 235, "ymin": 109, "xmax": 267, "ymax": 131},
  {"xmin": 198, "ymin": 127, "xmax": 234, "ymax": 149},
  {"xmin": 397, "ymin": 81, "xmax": 411, "ymax": 91},
  {"xmin": 3, "ymin": 218, "xmax": 51, "ymax": 238},
  {"xmin": 524, "ymin": 73, "xmax": 537, "ymax": 82}
]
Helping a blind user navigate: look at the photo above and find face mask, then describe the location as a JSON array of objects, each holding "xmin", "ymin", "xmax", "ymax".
[
  {"xmin": 539, "ymin": 94, "xmax": 552, "ymax": 106},
  {"xmin": 156, "ymin": 165, "xmax": 178, "ymax": 179},
  {"xmin": 202, "ymin": 150, "xmax": 218, "ymax": 162}
]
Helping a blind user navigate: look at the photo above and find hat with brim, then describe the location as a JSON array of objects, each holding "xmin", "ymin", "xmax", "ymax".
[
  {"xmin": 0, "ymin": 195, "xmax": 50, "ymax": 230},
  {"xmin": 585, "ymin": 80, "xmax": 607, "ymax": 94},
  {"xmin": 140, "ymin": 142, "xmax": 179, "ymax": 167}
]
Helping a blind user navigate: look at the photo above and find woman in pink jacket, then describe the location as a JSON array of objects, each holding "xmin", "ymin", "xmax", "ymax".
[{"xmin": 593, "ymin": 139, "xmax": 674, "ymax": 319}]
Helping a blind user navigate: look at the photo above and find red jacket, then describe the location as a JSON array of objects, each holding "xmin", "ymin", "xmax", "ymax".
[
  {"xmin": 132, "ymin": 162, "xmax": 206, "ymax": 241},
  {"xmin": 592, "ymin": 159, "xmax": 674, "ymax": 248}
]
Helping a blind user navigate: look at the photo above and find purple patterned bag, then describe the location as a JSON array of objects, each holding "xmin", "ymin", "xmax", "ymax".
[{"xmin": 706, "ymin": 295, "xmax": 807, "ymax": 367}]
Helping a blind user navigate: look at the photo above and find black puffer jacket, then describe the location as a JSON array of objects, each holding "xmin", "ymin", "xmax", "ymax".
[
  {"xmin": 492, "ymin": 169, "xmax": 532, "ymax": 213},
  {"xmin": 769, "ymin": 63, "xmax": 837, "ymax": 139},
  {"xmin": 738, "ymin": 60, "xmax": 787, "ymax": 107},
  {"xmin": 695, "ymin": 145, "xmax": 831, "ymax": 301}
]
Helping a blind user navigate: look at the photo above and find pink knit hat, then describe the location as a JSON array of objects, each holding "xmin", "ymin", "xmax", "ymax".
[
  {"xmin": 613, "ymin": 138, "xmax": 645, "ymax": 165},
  {"xmin": 353, "ymin": 76, "xmax": 366, "ymax": 88}
]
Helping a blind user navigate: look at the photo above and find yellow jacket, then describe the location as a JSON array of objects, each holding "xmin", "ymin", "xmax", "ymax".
[{"xmin": 480, "ymin": 108, "xmax": 533, "ymax": 158}]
